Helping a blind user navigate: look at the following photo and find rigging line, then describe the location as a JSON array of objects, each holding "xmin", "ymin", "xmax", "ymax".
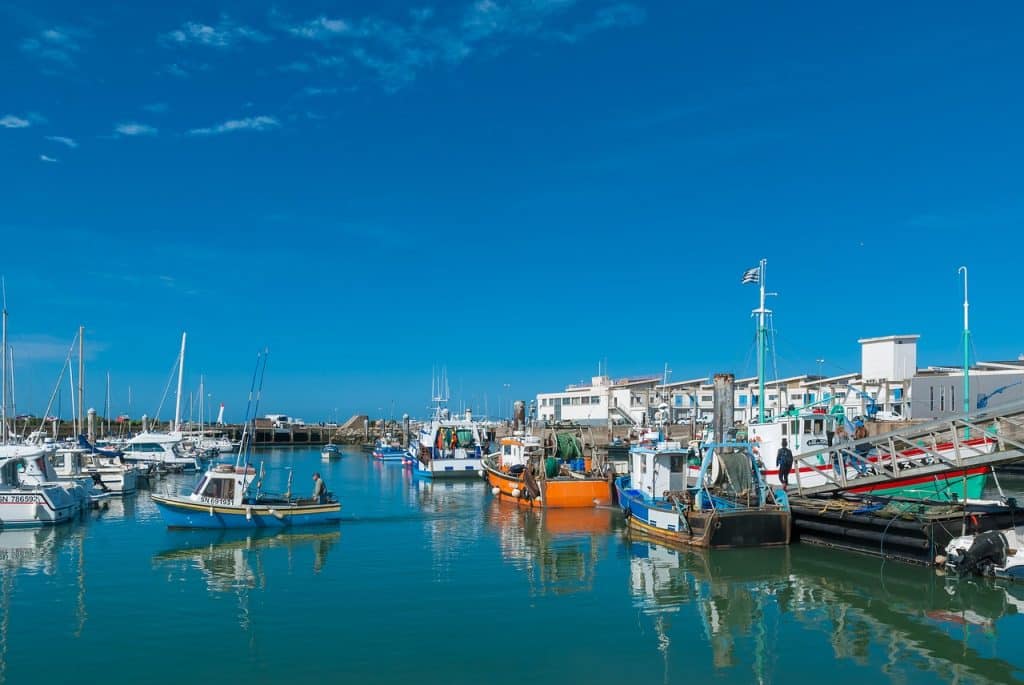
[
  {"xmin": 152, "ymin": 353, "xmax": 181, "ymax": 424},
  {"xmin": 31, "ymin": 332, "xmax": 79, "ymax": 441}
]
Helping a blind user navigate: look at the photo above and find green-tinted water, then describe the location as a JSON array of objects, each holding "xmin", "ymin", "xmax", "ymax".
[{"xmin": 2, "ymin": 448, "xmax": 1023, "ymax": 684}]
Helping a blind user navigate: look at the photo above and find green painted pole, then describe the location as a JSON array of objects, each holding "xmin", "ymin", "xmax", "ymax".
[{"xmin": 757, "ymin": 259, "xmax": 767, "ymax": 424}]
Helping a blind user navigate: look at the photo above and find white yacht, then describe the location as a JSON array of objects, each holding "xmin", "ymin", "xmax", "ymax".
[
  {"xmin": 0, "ymin": 444, "xmax": 84, "ymax": 526},
  {"xmin": 122, "ymin": 432, "xmax": 198, "ymax": 471}
]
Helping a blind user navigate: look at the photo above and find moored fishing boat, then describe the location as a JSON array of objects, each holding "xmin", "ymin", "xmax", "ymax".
[
  {"xmin": 321, "ymin": 443, "xmax": 342, "ymax": 460},
  {"xmin": 151, "ymin": 350, "xmax": 342, "ymax": 529},
  {"xmin": 617, "ymin": 374, "xmax": 791, "ymax": 549},
  {"xmin": 372, "ymin": 437, "xmax": 406, "ymax": 461},
  {"xmin": 407, "ymin": 408, "xmax": 486, "ymax": 478},
  {"xmin": 151, "ymin": 464, "xmax": 342, "ymax": 528},
  {"xmin": 482, "ymin": 430, "xmax": 614, "ymax": 508}
]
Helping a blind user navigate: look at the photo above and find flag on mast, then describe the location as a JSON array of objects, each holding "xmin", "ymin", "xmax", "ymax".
[{"xmin": 741, "ymin": 266, "xmax": 761, "ymax": 284}]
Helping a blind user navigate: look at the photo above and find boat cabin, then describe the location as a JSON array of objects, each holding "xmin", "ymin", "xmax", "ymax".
[
  {"xmin": 498, "ymin": 435, "xmax": 543, "ymax": 469},
  {"xmin": 629, "ymin": 441, "xmax": 688, "ymax": 500},
  {"xmin": 747, "ymin": 408, "xmax": 839, "ymax": 464},
  {"xmin": 191, "ymin": 465, "xmax": 256, "ymax": 506}
]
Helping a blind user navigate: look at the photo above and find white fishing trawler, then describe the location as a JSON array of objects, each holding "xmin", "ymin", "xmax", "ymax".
[{"xmin": 405, "ymin": 372, "xmax": 487, "ymax": 479}]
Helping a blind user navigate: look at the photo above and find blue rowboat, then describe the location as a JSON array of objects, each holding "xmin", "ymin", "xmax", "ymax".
[{"xmin": 151, "ymin": 464, "xmax": 342, "ymax": 529}]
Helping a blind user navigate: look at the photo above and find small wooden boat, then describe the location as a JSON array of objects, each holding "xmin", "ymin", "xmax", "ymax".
[
  {"xmin": 152, "ymin": 464, "xmax": 342, "ymax": 529},
  {"xmin": 482, "ymin": 433, "xmax": 613, "ymax": 508}
]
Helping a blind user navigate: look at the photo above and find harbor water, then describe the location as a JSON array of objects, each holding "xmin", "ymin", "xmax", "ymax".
[{"xmin": 2, "ymin": 447, "xmax": 1023, "ymax": 684}]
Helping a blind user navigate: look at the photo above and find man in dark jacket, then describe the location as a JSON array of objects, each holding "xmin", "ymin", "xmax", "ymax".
[{"xmin": 776, "ymin": 439, "xmax": 794, "ymax": 489}]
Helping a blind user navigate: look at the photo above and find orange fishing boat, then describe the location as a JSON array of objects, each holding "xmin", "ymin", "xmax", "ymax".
[{"xmin": 482, "ymin": 432, "xmax": 614, "ymax": 508}]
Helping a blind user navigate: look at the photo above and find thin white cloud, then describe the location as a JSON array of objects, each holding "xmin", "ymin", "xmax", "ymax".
[
  {"xmin": 115, "ymin": 122, "xmax": 158, "ymax": 137},
  {"xmin": 20, "ymin": 26, "xmax": 86, "ymax": 68},
  {"xmin": 287, "ymin": 16, "xmax": 351, "ymax": 40},
  {"xmin": 45, "ymin": 135, "xmax": 78, "ymax": 148},
  {"xmin": 300, "ymin": 86, "xmax": 338, "ymax": 96},
  {"xmin": 0, "ymin": 115, "xmax": 31, "ymax": 129},
  {"xmin": 162, "ymin": 17, "xmax": 270, "ymax": 49},
  {"xmin": 162, "ymin": 63, "xmax": 190, "ymax": 78},
  {"xmin": 39, "ymin": 154, "xmax": 58, "ymax": 163},
  {"xmin": 187, "ymin": 116, "xmax": 280, "ymax": 136},
  {"xmin": 274, "ymin": 0, "xmax": 640, "ymax": 91}
]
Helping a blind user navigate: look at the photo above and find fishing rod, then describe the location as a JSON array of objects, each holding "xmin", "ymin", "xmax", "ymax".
[{"xmin": 234, "ymin": 351, "xmax": 263, "ymax": 467}]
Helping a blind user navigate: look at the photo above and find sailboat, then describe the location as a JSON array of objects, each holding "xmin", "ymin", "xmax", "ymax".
[
  {"xmin": 122, "ymin": 333, "xmax": 198, "ymax": 471},
  {"xmin": 0, "ymin": 288, "xmax": 90, "ymax": 526}
]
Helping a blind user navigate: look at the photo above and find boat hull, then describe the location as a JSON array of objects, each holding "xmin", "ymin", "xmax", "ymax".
[
  {"xmin": 616, "ymin": 477, "xmax": 790, "ymax": 548},
  {"xmin": 484, "ymin": 463, "xmax": 613, "ymax": 508},
  {"xmin": 151, "ymin": 494, "xmax": 342, "ymax": 529},
  {"xmin": 0, "ymin": 488, "xmax": 81, "ymax": 527},
  {"xmin": 373, "ymin": 448, "xmax": 407, "ymax": 461},
  {"xmin": 407, "ymin": 454, "xmax": 483, "ymax": 478}
]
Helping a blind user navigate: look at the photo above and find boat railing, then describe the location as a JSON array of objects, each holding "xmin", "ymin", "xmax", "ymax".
[{"xmin": 789, "ymin": 408, "xmax": 1024, "ymax": 496}]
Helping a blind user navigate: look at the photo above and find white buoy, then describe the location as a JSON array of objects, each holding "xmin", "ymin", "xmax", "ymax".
[
  {"xmin": 535, "ymin": 497, "xmax": 542, "ymax": 504},
  {"xmin": 511, "ymin": 488, "xmax": 521, "ymax": 498},
  {"xmin": 491, "ymin": 487, "xmax": 500, "ymax": 496}
]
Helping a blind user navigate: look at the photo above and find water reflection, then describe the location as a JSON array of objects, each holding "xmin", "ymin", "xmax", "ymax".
[
  {"xmin": 152, "ymin": 530, "xmax": 340, "ymax": 630},
  {"xmin": 488, "ymin": 502, "xmax": 621, "ymax": 596},
  {"xmin": 411, "ymin": 479, "xmax": 484, "ymax": 580},
  {"xmin": 626, "ymin": 535, "xmax": 1024, "ymax": 684},
  {"xmin": 0, "ymin": 525, "xmax": 83, "ymax": 684}
]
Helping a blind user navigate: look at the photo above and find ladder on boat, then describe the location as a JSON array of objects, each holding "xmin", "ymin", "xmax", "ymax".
[{"xmin": 789, "ymin": 398, "xmax": 1024, "ymax": 497}]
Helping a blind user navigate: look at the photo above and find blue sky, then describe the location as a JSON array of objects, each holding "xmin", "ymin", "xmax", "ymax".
[{"xmin": 1, "ymin": 1, "xmax": 1021, "ymax": 422}]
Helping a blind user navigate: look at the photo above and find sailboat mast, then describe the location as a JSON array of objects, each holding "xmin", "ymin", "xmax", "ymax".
[
  {"xmin": 78, "ymin": 325, "xmax": 84, "ymax": 437},
  {"xmin": 105, "ymin": 372, "xmax": 111, "ymax": 437},
  {"xmin": 173, "ymin": 332, "xmax": 186, "ymax": 433},
  {"xmin": 1, "ymin": 282, "xmax": 7, "ymax": 445}
]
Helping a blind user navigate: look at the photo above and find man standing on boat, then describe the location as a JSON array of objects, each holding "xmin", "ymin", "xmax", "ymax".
[
  {"xmin": 312, "ymin": 472, "xmax": 327, "ymax": 503},
  {"xmin": 776, "ymin": 439, "xmax": 794, "ymax": 489}
]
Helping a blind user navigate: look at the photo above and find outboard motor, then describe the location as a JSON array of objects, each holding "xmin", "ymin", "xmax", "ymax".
[{"xmin": 946, "ymin": 531, "xmax": 1009, "ymax": 576}]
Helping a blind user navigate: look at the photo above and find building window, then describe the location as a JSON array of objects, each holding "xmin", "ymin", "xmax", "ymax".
[
  {"xmin": 930, "ymin": 387, "xmax": 934, "ymax": 411},
  {"xmin": 791, "ymin": 393, "xmax": 803, "ymax": 401},
  {"xmin": 739, "ymin": 396, "xmax": 747, "ymax": 407},
  {"xmin": 591, "ymin": 396, "xmax": 600, "ymax": 404},
  {"xmin": 581, "ymin": 397, "xmax": 590, "ymax": 405},
  {"xmin": 951, "ymin": 386, "xmax": 955, "ymax": 411},
  {"xmin": 940, "ymin": 386, "xmax": 945, "ymax": 412},
  {"xmin": 699, "ymin": 395, "xmax": 712, "ymax": 403},
  {"xmin": 572, "ymin": 397, "xmax": 581, "ymax": 406},
  {"xmin": 768, "ymin": 394, "xmax": 777, "ymax": 401},
  {"xmin": 807, "ymin": 393, "xmax": 815, "ymax": 403}
]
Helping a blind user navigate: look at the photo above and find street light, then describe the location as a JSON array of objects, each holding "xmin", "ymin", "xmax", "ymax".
[{"xmin": 816, "ymin": 358, "xmax": 825, "ymax": 403}]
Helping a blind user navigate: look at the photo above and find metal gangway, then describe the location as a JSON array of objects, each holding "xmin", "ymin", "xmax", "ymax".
[{"xmin": 788, "ymin": 398, "xmax": 1024, "ymax": 497}]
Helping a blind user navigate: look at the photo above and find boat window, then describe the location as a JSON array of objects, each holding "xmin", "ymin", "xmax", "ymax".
[
  {"xmin": 781, "ymin": 424, "xmax": 788, "ymax": 436},
  {"xmin": 789, "ymin": 420, "xmax": 798, "ymax": 436},
  {"xmin": 202, "ymin": 477, "xmax": 235, "ymax": 500},
  {"xmin": 812, "ymin": 419, "xmax": 824, "ymax": 434},
  {"xmin": 503, "ymin": 445, "xmax": 512, "ymax": 455},
  {"xmin": 670, "ymin": 454, "xmax": 685, "ymax": 473}
]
